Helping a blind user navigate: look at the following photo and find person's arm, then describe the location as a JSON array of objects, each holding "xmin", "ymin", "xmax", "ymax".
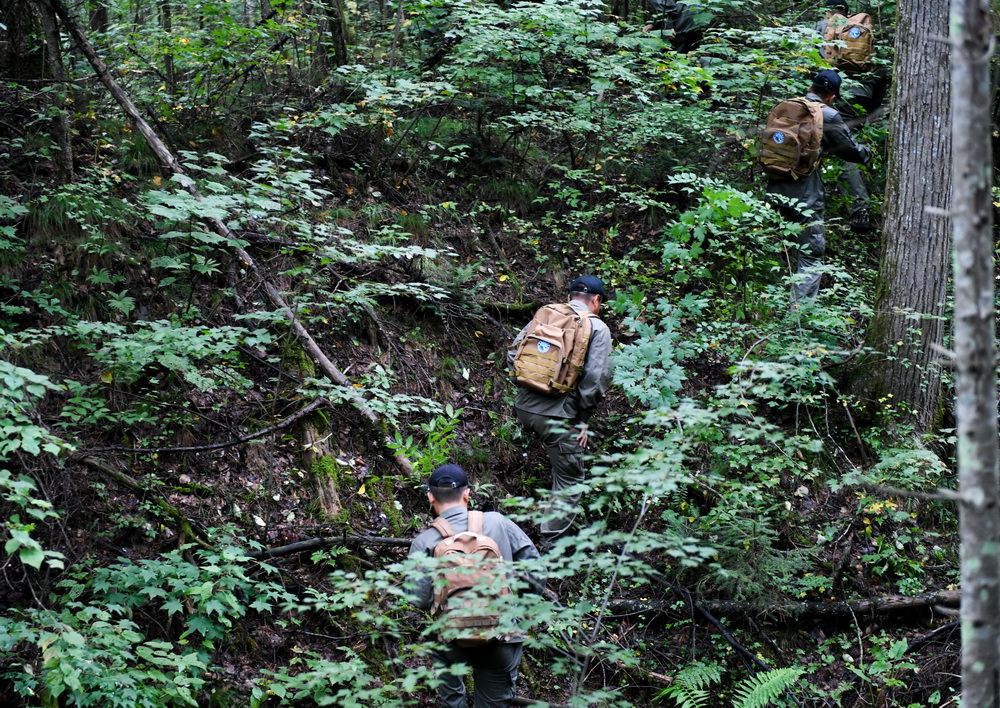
[
  {"xmin": 823, "ymin": 109, "xmax": 872, "ymax": 164},
  {"xmin": 505, "ymin": 519, "xmax": 544, "ymax": 594},
  {"xmin": 574, "ymin": 321, "xmax": 613, "ymax": 424},
  {"xmin": 405, "ymin": 536, "xmax": 436, "ymax": 611},
  {"xmin": 643, "ymin": 0, "xmax": 675, "ymax": 32}
]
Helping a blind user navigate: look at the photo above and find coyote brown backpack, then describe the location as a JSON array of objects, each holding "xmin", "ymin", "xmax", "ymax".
[
  {"xmin": 430, "ymin": 511, "xmax": 509, "ymax": 647},
  {"xmin": 759, "ymin": 98, "xmax": 825, "ymax": 180},
  {"xmin": 511, "ymin": 303, "xmax": 595, "ymax": 396},
  {"xmin": 823, "ymin": 13, "xmax": 874, "ymax": 73}
]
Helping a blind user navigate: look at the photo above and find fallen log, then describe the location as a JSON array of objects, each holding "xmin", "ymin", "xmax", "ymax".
[
  {"xmin": 607, "ymin": 590, "xmax": 962, "ymax": 620},
  {"xmin": 248, "ymin": 532, "xmax": 410, "ymax": 559},
  {"xmin": 47, "ymin": 0, "xmax": 414, "ymax": 477}
]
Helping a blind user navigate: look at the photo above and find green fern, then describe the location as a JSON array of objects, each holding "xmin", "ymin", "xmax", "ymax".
[
  {"xmin": 655, "ymin": 660, "xmax": 723, "ymax": 707},
  {"xmin": 732, "ymin": 667, "xmax": 804, "ymax": 708}
]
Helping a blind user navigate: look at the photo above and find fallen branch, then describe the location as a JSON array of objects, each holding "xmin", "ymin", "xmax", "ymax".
[
  {"xmin": 86, "ymin": 398, "xmax": 326, "ymax": 454},
  {"xmin": 607, "ymin": 590, "xmax": 962, "ymax": 620},
  {"xmin": 48, "ymin": 0, "xmax": 414, "ymax": 476},
  {"xmin": 248, "ymin": 532, "xmax": 410, "ymax": 559},
  {"xmin": 74, "ymin": 455, "xmax": 213, "ymax": 550}
]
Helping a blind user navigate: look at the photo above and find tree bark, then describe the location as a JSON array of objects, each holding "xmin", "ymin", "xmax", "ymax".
[
  {"xmin": 950, "ymin": 0, "xmax": 1000, "ymax": 703},
  {"xmin": 160, "ymin": 0, "xmax": 175, "ymax": 95},
  {"xmin": 33, "ymin": 0, "xmax": 75, "ymax": 184},
  {"xmin": 858, "ymin": 0, "xmax": 950, "ymax": 434},
  {"xmin": 325, "ymin": 0, "xmax": 350, "ymax": 68}
]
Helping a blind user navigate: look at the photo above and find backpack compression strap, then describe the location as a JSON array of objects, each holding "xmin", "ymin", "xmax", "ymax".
[
  {"xmin": 431, "ymin": 517, "xmax": 456, "ymax": 538},
  {"xmin": 431, "ymin": 511, "xmax": 489, "ymax": 541},
  {"xmin": 467, "ymin": 510, "xmax": 484, "ymax": 535}
]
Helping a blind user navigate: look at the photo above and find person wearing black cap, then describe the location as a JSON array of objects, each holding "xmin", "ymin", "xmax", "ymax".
[
  {"xmin": 766, "ymin": 71, "xmax": 872, "ymax": 301},
  {"xmin": 506, "ymin": 276, "xmax": 613, "ymax": 544},
  {"xmin": 812, "ymin": 0, "xmax": 886, "ymax": 233},
  {"xmin": 407, "ymin": 464, "xmax": 540, "ymax": 708}
]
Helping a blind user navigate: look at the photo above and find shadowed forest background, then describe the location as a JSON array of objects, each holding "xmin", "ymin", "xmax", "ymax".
[{"xmin": 0, "ymin": 0, "xmax": 984, "ymax": 704}]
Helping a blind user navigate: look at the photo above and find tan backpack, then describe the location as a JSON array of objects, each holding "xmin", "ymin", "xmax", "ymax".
[
  {"xmin": 759, "ymin": 98, "xmax": 825, "ymax": 180},
  {"xmin": 430, "ymin": 511, "xmax": 510, "ymax": 647},
  {"xmin": 511, "ymin": 303, "xmax": 595, "ymax": 396},
  {"xmin": 823, "ymin": 13, "xmax": 875, "ymax": 73}
]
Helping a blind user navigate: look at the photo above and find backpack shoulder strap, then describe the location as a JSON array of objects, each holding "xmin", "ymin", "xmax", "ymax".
[
  {"xmin": 431, "ymin": 516, "xmax": 456, "ymax": 538},
  {"xmin": 806, "ymin": 101, "xmax": 825, "ymax": 132},
  {"xmin": 467, "ymin": 510, "xmax": 484, "ymax": 535}
]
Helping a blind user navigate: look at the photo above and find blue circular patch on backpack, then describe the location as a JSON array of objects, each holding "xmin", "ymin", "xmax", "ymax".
[
  {"xmin": 849, "ymin": 26, "xmax": 862, "ymax": 38},
  {"xmin": 537, "ymin": 341, "xmax": 551, "ymax": 353},
  {"xmin": 772, "ymin": 131, "xmax": 786, "ymax": 145}
]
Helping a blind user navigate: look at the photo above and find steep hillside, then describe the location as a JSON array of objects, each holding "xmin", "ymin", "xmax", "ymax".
[{"xmin": 0, "ymin": 0, "xmax": 961, "ymax": 705}]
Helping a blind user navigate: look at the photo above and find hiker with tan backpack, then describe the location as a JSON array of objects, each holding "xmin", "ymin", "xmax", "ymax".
[
  {"xmin": 813, "ymin": 0, "xmax": 888, "ymax": 233},
  {"xmin": 407, "ymin": 464, "xmax": 541, "ymax": 707},
  {"xmin": 761, "ymin": 70, "xmax": 872, "ymax": 302},
  {"xmin": 507, "ymin": 276, "xmax": 613, "ymax": 546}
]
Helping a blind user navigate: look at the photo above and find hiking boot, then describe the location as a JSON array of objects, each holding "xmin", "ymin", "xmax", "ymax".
[{"xmin": 849, "ymin": 210, "xmax": 875, "ymax": 233}]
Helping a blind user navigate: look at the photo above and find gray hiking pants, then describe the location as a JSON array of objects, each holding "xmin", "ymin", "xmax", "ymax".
[
  {"xmin": 838, "ymin": 162, "xmax": 870, "ymax": 217},
  {"xmin": 793, "ymin": 222, "xmax": 826, "ymax": 302},
  {"xmin": 433, "ymin": 641, "xmax": 524, "ymax": 707},
  {"xmin": 515, "ymin": 408, "xmax": 585, "ymax": 540}
]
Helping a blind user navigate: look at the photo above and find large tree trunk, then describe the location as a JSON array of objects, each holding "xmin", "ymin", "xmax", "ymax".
[
  {"xmin": 34, "ymin": 0, "xmax": 74, "ymax": 184},
  {"xmin": 857, "ymin": 0, "xmax": 950, "ymax": 434},
  {"xmin": 951, "ymin": 0, "xmax": 1000, "ymax": 702}
]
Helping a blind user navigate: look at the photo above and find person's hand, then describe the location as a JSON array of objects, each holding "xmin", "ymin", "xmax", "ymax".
[
  {"xmin": 643, "ymin": 23, "xmax": 654, "ymax": 32},
  {"xmin": 576, "ymin": 424, "xmax": 589, "ymax": 448}
]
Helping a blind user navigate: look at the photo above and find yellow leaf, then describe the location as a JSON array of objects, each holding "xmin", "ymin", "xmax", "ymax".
[
  {"xmin": 100, "ymin": 372, "xmax": 113, "ymax": 383},
  {"xmin": 152, "ymin": 176, "xmax": 162, "ymax": 186},
  {"xmin": 498, "ymin": 274, "xmax": 508, "ymax": 282},
  {"xmin": 358, "ymin": 484, "xmax": 366, "ymax": 496}
]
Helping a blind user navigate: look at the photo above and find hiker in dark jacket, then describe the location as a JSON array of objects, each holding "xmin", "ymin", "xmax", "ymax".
[
  {"xmin": 765, "ymin": 71, "xmax": 872, "ymax": 302},
  {"xmin": 813, "ymin": 0, "xmax": 887, "ymax": 232},
  {"xmin": 642, "ymin": 0, "xmax": 709, "ymax": 53},
  {"xmin": 507, "ymin": 276, "xmax": 612, "ymax": 545},
  {"xmin": 407, "ymin": 464, "xmax": 540, "ymax": 708}
]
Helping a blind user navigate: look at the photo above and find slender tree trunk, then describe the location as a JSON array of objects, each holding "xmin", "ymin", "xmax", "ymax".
[
  {"xmin": 858, "ymin": 0, "xmax": 950, "ymax": 434},
  {"xmin": 88, "ymin": 0, "xmax": 107, "ymax": 32},
  {"xmin": 951, "ymin": 0, "xmax": 1000, "ymax": 702},
  {"xmin": 161, "ymin": 0, "xmax": 175, "ymax": 95},
  {"xmin": 325, "ymin": 0, "xmax": 350, "ymax": 67},
  {"xmin": 34, "ymin": 0, "xmax": 74, "ymax": 184}
]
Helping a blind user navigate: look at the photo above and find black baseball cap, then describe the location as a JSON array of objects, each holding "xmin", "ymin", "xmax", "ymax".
[
  {"xmin": 568, "ymin": 275, "xmax": 607, "ymax": 298},
  {"xmin": 812, "ymin": 70, "xmax": 842, "ymax": 96},
  {"xmin": 825, "ymin": 0, "xmax": 849, "ymax": 12},
  {"xmin": 427, "ymin": 464, "xmax": 468, "ymax": 489}
]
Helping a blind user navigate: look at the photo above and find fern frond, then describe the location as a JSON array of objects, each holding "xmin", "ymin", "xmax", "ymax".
[
  {"xmin": 656, "ymin": 685, "xmax": 710, "ymax": 708},
  {"xmin": 653, "ymin": 661, "xmax": 723, "ymax": 708},
  {"xmin": 675, "ymin": 660, "xmax": 724, "ymax": 690},
  {"xmin": 732, "ymin": 667, "xmax": 805, "ymax": 708}
]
